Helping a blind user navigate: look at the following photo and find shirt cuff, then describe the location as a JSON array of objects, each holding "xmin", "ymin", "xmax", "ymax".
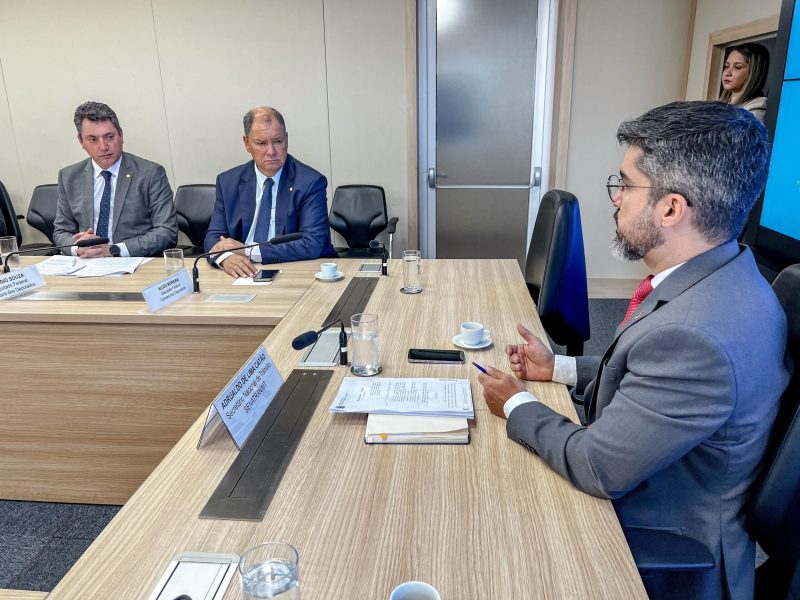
[
  {"xmin": 552, "ymin": 354, "xmax": 577, "ymax": 387},
  {"xmin": 248, "ymin": 245, "xmax": 262, "ymax": 263},
  {"xmin": 215, "ymin": 251, "xmax": 234, "ymax": 266},
  {"xmin": 503, "ymin": 391, "xmax": 539, "ymax": 419},
  {"xmin": 116, "ymin": 242, "xmax": 130, "ymax": 257},
  {"xmin": 70, "ymin": 246, "xmax": 78, "ymax": 256}
]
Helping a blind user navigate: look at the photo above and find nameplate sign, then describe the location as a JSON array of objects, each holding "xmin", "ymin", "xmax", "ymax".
[
  {"xmin": 198, "ymin": 347, "xmax": 284, "ymax": 450},
  {"xmin": 141, "ymin": 269, "xmax": 192, "ymax": 313},
  {"xmin": 0, "ymin": 266, "xmax": 45, "ymax": 301}
]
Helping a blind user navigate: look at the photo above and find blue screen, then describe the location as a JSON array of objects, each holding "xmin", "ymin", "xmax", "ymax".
[
  {"xmin": 786, "ymin": 2, "xmax": 800, "ymax": 78},
  {"xmin": 760, "ymin": 80, "xmax": 800, "ymax": 241}
]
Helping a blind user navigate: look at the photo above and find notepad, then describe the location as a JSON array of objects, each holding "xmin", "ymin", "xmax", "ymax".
[{"xmin": 365, "ymin": 414, "xmax": 469, "ymax": 444}]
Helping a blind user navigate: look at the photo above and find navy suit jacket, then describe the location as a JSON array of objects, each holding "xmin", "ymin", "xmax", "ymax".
[{"xmin": 204, "ymin": 155, "xmax": 336, "ymax": 263}]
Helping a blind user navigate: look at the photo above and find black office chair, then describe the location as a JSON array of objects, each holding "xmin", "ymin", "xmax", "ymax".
[
  {"xmin": 0, "ymin": 180, "xmax": 25, "ymax": 246},
  {"xmin": 21, "ymin": 184, "xmax": 59, "ymax": 252},
  {"xmin": 624, "ymin": 262, "xmax": 800, "ymax": 600},
  {"xmin": 174, "ymin": 184, "xmax": 216, "ymax": 256},
  {"xmin": 328, "ymin": 185, "xmax": 398, "ymax": 258},
  {"xmin": 524, "ymin": 189, "xmax": 590, "ymax": 356}
]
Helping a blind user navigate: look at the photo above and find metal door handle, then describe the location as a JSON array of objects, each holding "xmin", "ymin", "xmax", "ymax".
[{"xmin": 427, "ymin": 166, "xmax": 541, "ymax": 190}]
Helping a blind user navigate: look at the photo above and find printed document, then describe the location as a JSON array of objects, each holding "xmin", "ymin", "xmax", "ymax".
[
  {"xmin": 34, "ymin": 255, "xmax": 146, "ymax": 277},
  {"xmin": 329, "ymin": 377, "xmax": 473, "ymax": 418}
]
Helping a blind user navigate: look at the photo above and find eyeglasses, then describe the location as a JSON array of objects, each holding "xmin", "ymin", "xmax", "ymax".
[{"xmin": 606, "ymin": 175, "xmax": 692, "ymax": 206}]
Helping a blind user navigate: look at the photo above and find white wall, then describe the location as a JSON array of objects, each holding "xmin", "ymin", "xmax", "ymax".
[
  {"xmin": 685, "ymin": 0, "xmax": 782, "ymax": 101},
  {"xmin": 564, "ymin": 0, "xmax": 693, "ymax": 280},
  {"xmin": 0, "ymin": 0, "xmax": 409, "ymax": 253}
]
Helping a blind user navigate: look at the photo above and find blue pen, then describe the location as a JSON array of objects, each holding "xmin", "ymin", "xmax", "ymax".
[{"xmin": 472, "ymin": 362, "xmax": 488, "ymax": 374}]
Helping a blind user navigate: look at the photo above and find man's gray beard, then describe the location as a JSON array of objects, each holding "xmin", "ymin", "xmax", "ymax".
[{"xmin": 610, "ymin": 207, "xmax": 665, "ymax": 262}]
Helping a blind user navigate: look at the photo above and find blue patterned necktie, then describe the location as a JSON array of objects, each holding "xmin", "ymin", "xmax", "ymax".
[
  {"xmin": 253, "ymin": 177, "xmax": 275, "ymax": 243},
  {"xmin": 96, "ymin": 170, "xmax": 112, "ymax": 238}
]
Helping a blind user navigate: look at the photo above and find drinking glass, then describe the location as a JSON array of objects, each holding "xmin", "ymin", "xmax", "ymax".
[
  {"xmin": 401, "ymin": 250, "xmax": 422, "ymax": 294},
  {"xmin": 163, "ymin": 248, "xmax": 184, "ymax": 274},
  {"xmin": 350, "ymin": 313, "xmax": 382, "ymax": 376},
  {"xmin": 0, "ymin": 236, "xmax": 19, "ymax": 270},
  {"xmin": 239, "ymin": 542, "xmax": 300, "ymax": 600}
]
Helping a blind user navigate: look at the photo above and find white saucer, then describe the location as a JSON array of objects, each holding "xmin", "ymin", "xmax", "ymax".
[
  {"xmin": 315, "ymin": 271, "xmax": 344, "ymax": 281},
  {"xmin": 452, "ymin": 333, "xmax": 493, "ymax": 349}
]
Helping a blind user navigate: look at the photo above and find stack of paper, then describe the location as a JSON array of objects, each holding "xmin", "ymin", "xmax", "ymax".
[
  {"xmin": 329, "ymin": 377, "xmax": 474, "ymax": 418},
  {"xmin": 329, "ymin": 377, "xmax": 473, "ymax": 445},
  {"xmin": 35, "ymin": 256, "xmax": 146, "ymax": 277},
  {"xmin": 74, "ymin": 257, "xmax": 146, "ymax": 277},
  {"xmin": 365, "ymin": 414, "xmax": 468, "ymax": 444},
  {"xmin": 34, "ymin": 256, "xmax": 84, "ymax": 276}
]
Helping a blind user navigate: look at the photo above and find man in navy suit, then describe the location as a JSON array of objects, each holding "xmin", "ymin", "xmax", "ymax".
[{"xmin": 205, "ymin": 106, "xmax": 336, "ymax": 277}]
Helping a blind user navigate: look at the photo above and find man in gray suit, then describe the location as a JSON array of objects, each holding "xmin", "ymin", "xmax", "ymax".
[
  {"xmin": 53, "ymin": 101, "xmax": 177, "ymax": 257},
  {"xmin": 479, "ymin": 101, "xmax": 790, "ymax": 600}
]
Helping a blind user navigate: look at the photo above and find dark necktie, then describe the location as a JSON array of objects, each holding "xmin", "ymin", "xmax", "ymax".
[
  {"xmin": 96, "ymin": 170, "xmax": 112, "ymax": 238},
  {"xmin": 620, "ymin": 274, "xmax": 654, "ymax": 327},
  {"xmin": 253, "ymin": 177, "xmax": 275, "ymax": 243}
]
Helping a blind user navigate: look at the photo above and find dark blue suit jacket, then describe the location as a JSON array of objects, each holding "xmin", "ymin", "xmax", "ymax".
[{"xmin": 204, "ymin": 154, "xmax": 336, "ymax": 263}]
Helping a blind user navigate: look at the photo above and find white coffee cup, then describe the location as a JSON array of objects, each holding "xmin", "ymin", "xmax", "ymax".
[
  {"xmin": 389, "ymin": 581, "xmax": 441, "ymax": 600},
  {"xmin": 460, "ymin": 321, "xmax": 486, "ymax": 345},
  {"xmin": 321, "ymin": 262, "xmax": 338, "ymax": 278}
]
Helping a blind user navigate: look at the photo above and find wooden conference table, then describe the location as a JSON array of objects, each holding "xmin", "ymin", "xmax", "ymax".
[
  {"xmin": 18, "ymin": 257, "xmax": 647, "ymax": 599},
  {"xmin": 0, "ymin": 257, "xmax": 319, "ymax": 504}
]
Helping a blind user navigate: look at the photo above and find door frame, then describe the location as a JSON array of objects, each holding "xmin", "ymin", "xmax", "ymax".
[{"xmin": 702, "ymin": 15, "xmax": 780, "ymax": 100}]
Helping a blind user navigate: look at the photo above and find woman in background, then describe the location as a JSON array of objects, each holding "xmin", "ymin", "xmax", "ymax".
[{"xmin": 720, "ymin": 42, "xmax": 770, "ymax": 120}]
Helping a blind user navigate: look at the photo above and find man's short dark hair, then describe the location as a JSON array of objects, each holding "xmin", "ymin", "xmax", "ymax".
[
  {"xmin": 617, "ymin": 100, "xmax": 770, "ymax": 244},
  {"xmin": 243, "ymin": 107, "xmax": 287, "ymax": 137},
  {"xmin": 74, "ymin": 101, "xmax": 122, "ymax": 137}
]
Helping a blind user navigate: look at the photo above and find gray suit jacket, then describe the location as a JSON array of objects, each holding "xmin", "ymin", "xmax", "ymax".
[
  {"xmin": 507, "ymin": 241, "xmax": 790, "ymax": 600},
  {"xmin": 53, "ymin": 152, "xmax": 177, "ymax": 256}
]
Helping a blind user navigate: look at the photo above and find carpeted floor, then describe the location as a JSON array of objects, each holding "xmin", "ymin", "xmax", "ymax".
[{"xmin": 0, "ymin": 298, "xmax": 629, "ymax": 592}]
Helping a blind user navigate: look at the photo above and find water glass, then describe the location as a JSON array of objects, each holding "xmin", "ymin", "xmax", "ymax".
[
  {"xmin": 239, "ymin": 542, "xmax": 300, "ymax": 599},
  {"xmin": 0, "ymin": 236, "xmax": 19, "ymax": 270},
  {"xmin": 163, "ymin": 248, "xmax": 184, "ymax": 274},
  {"xmin": 350, "ymin": 313, "xmax": 382, "ymax": 376},
  {"xmin": 401, "ymin": 250, "xmax": 422, "ymax": 294}
]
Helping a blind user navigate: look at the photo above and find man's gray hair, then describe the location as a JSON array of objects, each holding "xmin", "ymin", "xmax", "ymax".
[
  {"xmin": 243, "ymin": 107, "xmax": 287, "ymax": 137},
  {"xmin": 617, "ymin": 100, "xmax": 770, "ymax": 244},
  {"xmin": 74, "ymin": 101, "xmax": 122, "ymax": 136}
]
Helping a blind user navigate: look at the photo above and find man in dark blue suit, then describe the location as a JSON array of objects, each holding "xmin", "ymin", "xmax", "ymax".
[{"xmin": 205, "ymin": 106, "xmax": 336, "ymax": 277}]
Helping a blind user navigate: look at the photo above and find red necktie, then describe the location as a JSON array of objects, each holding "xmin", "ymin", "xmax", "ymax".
[{"xmin": 621, "ymin": 275, "xmax": 654, "ymax": 327}]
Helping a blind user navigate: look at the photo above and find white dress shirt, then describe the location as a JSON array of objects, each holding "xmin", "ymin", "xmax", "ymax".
[
  {"xmin": 217, "ymin": 165, "xmax": 283, "ymax": 265},
  {"xmin": 72, "ymin": 157, "xmax": 129, "ymax": 256},
  {"xmin": 503, "ymin": 262, "xmax": 686, "ymax": 418}
]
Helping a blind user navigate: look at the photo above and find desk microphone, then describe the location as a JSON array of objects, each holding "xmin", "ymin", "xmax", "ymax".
[
  {"xmin": 369, "ymin": 240, "xmax": 388, "ymax": 276},
  {"xmin": 191, "ymin": 232, "xmax": 303, "ymax": 293},
  {"xmin": 291, "ymin": 319, "xmax": 348, "ymax": 366},
  {"xmin": 2, "ymin": 237, "xmax": 109, "ymax": 273}
]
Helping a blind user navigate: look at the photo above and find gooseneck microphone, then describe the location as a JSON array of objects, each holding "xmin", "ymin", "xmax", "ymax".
[
  {"xmin": 291, "ymin": 319, "xmax": 349, "ymax": 366},
  {"xmin": 2, "ymin": 237, "xmax": 110, "ymax": 273},
  {"xmin": 369, "ymin": 239, "xmax": 388, "ymax": 276},
  {"xmin": 191, "ymin": 232, "xmax": 303, "ymax": 293}
]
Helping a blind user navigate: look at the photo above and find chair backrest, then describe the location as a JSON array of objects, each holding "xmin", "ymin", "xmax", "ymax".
[
  {"xmin": 27, "ymin": 184, "xmax": 59, "ymax": 244},
  {"xmin": 524, "ymin": 189, "xmax": 590, "ymax": 350},
  {"xmin": 746, "ymin": 263, "xmax": 800, "ymax": 561},
  {"xmin": 174, "ymin": 184, "xmax": 216, "ymax": 248},
  {"xmin": 0, "ymin": 180, "xmax": 22, "ymax": 245},
  {"xmin": 329, "ymin": 185, "xmax": 388, "ymax": 249}
]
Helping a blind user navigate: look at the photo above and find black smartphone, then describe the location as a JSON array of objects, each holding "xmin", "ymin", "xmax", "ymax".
[
  {"xmin": 408, "ymin": 348, "xmax": 466, "ymax": 364},
  {"xmin": 254, "ymin": 269, "xmax": 281, "ymax": 282}
]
